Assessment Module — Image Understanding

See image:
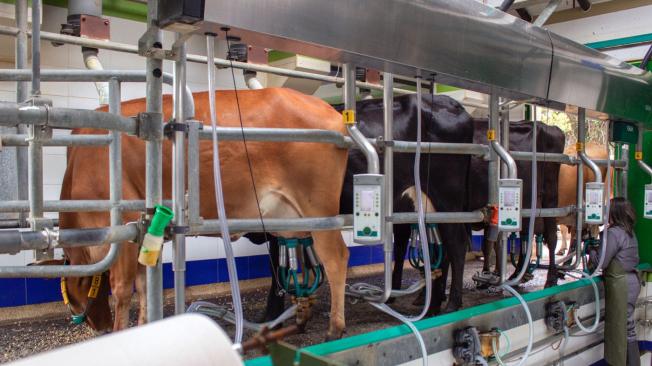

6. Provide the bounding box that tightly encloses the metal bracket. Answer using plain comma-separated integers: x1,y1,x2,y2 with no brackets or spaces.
138,26,192,61
545,300,567,333
136,112,164,141
163,120,190,138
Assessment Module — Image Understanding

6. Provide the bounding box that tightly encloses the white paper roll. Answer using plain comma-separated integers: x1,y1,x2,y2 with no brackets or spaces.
9,314,242,366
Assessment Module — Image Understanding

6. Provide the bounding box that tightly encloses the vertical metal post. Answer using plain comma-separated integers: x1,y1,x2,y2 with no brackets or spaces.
108,78,122,269
621,143,629,199
381,72,393,302
145,0,164,323
500,100,510,179
172,36,187,315
15,1,29,227
574,108,586,267
27,0,46,245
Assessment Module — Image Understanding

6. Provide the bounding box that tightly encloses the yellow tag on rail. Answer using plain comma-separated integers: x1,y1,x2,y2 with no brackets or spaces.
487,129,496,141
342,109,355,125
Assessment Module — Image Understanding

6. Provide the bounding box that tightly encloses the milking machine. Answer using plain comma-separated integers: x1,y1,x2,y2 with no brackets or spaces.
407,224,444,272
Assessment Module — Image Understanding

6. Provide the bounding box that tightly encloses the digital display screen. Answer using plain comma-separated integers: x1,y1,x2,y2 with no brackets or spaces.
360,190,374,212
587,190,601,205
503,190,516,208
646,190,652,205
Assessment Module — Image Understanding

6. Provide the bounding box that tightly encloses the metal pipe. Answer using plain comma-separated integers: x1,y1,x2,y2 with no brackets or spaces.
145,0,164,323
521,206,575,218
577,0,592,11
244,72,264,90
492,141,518,179
0,225,137,254
172,35,187,315
343,63,380,174
577,109,602,184
0,102,138,133
500,100,510,178
108,77,123,295
636,126,652,180
621,144,629,198
380,72,394,304
498,0,516,11
0,226,135,278
533,0,562,27
30,0,40,96
1,134,113,147
0,70,194,119
0,199,172,213
15,0,29,228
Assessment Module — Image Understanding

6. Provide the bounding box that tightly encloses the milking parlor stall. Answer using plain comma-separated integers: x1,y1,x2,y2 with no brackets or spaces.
3,0,652,365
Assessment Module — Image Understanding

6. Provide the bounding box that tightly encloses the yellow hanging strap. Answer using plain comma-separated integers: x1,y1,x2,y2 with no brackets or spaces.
60,277,70,305
342,109,355,125
88,274,102,299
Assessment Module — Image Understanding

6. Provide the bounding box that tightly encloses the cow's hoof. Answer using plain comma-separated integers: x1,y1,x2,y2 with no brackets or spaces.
443,302,461,314
325,330,344,341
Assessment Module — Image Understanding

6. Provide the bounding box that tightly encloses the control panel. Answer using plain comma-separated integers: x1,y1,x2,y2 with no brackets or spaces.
584,182,604,224
353,174,385,244
498,178,522,232
645,184,652,219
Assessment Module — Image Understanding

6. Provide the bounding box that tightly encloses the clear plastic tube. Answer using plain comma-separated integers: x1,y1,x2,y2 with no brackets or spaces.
368,77,432,366
501,284,534,366
206,34,244,344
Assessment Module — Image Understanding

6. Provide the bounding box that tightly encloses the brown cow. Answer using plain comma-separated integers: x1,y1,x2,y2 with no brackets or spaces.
557,142,608,255
59,88,350,339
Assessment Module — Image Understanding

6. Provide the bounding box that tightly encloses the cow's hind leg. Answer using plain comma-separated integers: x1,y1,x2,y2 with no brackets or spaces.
262,236,286,322
392,224,411,291
311,230,349,341
443,224,467,313
135,264,146,325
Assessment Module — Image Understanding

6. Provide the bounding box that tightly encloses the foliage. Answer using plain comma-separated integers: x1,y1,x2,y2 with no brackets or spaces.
536,108,608,147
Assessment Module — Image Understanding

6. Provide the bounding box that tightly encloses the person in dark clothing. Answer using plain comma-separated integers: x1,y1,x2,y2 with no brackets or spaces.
593,198,641,366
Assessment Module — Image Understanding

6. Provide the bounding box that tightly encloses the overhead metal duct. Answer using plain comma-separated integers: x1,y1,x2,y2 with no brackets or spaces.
196,0,652,125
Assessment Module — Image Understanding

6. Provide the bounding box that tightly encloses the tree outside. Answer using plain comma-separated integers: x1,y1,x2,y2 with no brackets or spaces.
535,108,609,147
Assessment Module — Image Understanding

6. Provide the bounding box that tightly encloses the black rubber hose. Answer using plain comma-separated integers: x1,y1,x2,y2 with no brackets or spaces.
498,0,515,12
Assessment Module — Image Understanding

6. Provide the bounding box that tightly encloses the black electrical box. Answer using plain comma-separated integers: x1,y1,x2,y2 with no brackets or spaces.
158,0,205,30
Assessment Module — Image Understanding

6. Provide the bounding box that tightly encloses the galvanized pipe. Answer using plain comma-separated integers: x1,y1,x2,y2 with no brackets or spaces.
1,134,113,147
68,0,102,17
0,102,138,133
0,70,194,119
380,72,394,304
108,78,123,290
15,0,29,228
145,0,164,323
343,63,380,174
0,226,135,278
488,94,499,207
172,36,187,315
0,225,137,255
0,199,172,213
30,0,41,96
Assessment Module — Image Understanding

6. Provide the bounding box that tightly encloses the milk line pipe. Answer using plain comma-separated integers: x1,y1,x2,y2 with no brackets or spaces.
491,141,517,180
343,63,380,174
108,78,123,301
172,34,188,315
577,109,603,184
144,0,164,323
0,69,194,119
0,24,414,96
30,0,40,96
15,0,29,228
